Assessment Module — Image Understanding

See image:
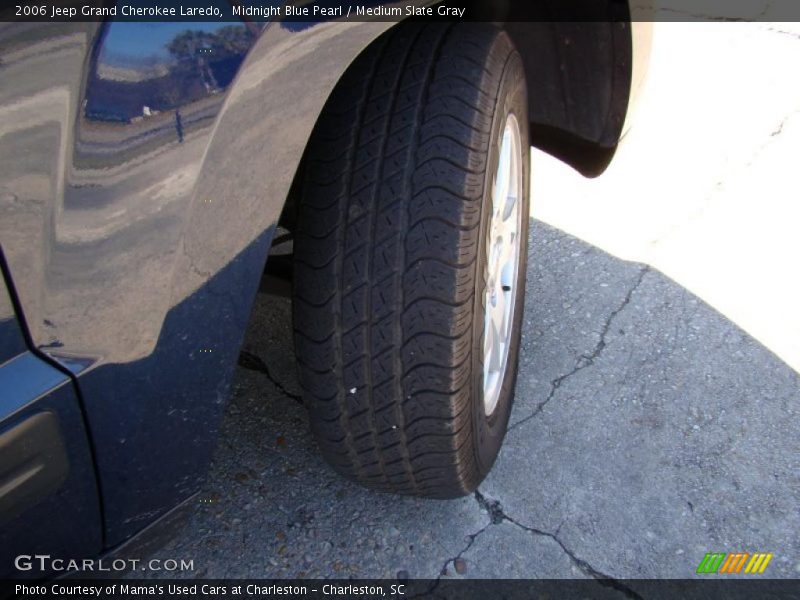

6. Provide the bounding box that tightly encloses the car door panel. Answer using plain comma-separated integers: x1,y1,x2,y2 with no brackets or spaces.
0,259,102,578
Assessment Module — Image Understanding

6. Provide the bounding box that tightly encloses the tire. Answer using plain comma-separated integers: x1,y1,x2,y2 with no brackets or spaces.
292,22,529,498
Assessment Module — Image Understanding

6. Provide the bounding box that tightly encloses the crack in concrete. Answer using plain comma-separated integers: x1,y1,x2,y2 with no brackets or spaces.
649,9,749,21
767,26,800,40
509,266,650,432
425,488,644,597
473,491,644,600
644,5,774,22
421,267,651,593
740,108,800,170
237,350,303,405
421,521,491,597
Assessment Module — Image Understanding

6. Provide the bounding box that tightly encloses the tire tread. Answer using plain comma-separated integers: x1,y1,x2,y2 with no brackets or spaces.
293,23,516,497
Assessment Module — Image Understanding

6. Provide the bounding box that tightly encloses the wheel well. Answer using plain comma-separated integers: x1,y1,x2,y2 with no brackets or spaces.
506,20,634,177
278,11,634,233
466,0,636,176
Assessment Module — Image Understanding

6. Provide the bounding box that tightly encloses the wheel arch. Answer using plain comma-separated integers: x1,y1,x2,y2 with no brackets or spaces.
473,1,644,177
279,8,642,226
507,20,636,177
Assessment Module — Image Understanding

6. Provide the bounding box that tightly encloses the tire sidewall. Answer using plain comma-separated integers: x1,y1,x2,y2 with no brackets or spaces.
471,49,530,475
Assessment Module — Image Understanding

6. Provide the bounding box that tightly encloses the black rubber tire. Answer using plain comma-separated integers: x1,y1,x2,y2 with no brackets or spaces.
292,22,529,498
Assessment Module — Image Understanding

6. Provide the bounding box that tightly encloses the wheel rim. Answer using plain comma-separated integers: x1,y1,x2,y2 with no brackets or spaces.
483,114,523,417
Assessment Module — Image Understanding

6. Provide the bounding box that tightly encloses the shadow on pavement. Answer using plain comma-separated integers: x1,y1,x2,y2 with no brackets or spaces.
148,220,799,580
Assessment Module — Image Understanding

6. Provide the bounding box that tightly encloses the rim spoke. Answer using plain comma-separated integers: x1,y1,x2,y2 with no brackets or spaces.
488,319,504,371
488,236,500,269
494,137,511,215
498,234,515,278
483,308,494,353
501,192,518,224
492,284,507,336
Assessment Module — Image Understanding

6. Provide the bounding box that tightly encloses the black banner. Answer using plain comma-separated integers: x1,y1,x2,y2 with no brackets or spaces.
3,0,800,22
4,579,800,600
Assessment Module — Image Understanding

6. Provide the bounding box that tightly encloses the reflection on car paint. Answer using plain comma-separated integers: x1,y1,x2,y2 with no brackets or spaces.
0,18,398,545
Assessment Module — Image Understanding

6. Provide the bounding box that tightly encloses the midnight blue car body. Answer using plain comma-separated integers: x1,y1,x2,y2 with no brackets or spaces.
0,2,649,577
